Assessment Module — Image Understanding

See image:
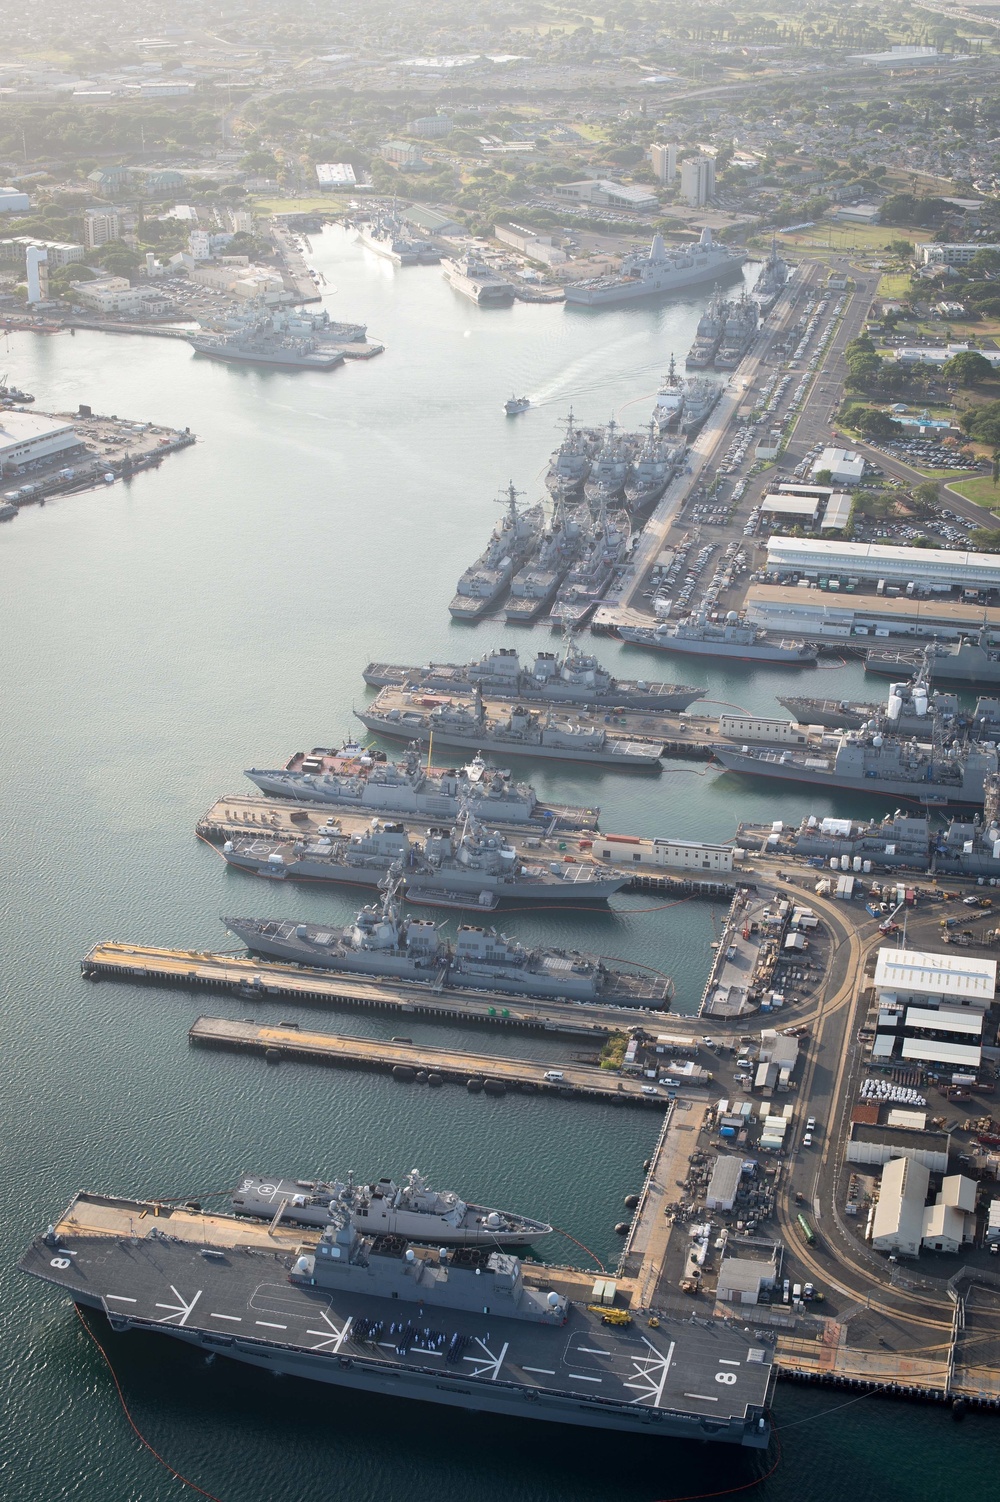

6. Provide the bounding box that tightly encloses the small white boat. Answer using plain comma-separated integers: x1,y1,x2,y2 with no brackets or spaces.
504,395,530,416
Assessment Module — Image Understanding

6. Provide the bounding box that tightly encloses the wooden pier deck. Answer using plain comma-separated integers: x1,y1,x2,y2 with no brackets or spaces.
81,942,665,1037
188,1015,668,1106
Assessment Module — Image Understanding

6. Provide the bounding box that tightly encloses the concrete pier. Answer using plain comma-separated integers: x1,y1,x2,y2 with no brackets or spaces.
188,1015,669,1106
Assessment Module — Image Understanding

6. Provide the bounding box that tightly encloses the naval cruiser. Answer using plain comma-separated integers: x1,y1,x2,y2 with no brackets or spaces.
450,484,545,620
619,613,818,665
221,807,627,901
232,1166,552,1245
563,229,743,307
226,866,670,1004
363,644,705,711
23,1191,772,1443
245,742,598,827
355,686,663,769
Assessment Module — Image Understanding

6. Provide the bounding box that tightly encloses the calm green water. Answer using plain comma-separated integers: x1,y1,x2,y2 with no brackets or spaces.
0,228,992,1501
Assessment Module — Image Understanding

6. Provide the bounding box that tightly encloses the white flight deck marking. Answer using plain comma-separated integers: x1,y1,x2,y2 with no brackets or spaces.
462,1337,509,1381
155,1287,203,1327
719,1359,740,1366
305,1310,352,1353
522,1367,555,1375
577,1347,610,1355
211,1313,242,1322
568,1374,602,1383
256,1321,287,1330
106,1295,137,1303
623,1338,675,1408
684,1394,720,1402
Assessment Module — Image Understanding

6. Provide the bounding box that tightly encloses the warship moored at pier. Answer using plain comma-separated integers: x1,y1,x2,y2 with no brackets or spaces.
245,743,597,826
619,613,818,665
232,1167,552,1245
363,645,705,711
355,686,664,769
563,229,743,307
450,484,544,620
22,1191,772,1443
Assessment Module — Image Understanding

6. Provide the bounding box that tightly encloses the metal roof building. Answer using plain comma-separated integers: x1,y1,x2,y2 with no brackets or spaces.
706,1156,743,1212
873,948,997,1010
871,1156,929,1257
765,538,1000,591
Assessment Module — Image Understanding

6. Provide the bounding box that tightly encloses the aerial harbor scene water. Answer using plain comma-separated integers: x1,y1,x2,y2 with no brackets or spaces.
5,10,1000,1502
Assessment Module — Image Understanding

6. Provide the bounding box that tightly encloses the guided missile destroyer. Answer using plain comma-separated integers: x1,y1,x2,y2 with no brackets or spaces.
245,743,598,827
355,686,663,769
363,645,704,711
226,867,670,1004
232,1167,552,1245
450,484,544,620
23,1192,771,1443
221,809,627,900
619,613,817,665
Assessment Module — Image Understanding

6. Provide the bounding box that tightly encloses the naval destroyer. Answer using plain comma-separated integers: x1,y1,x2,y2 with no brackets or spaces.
866,627,1000,687
245,742,598,827
356,686,663,769
563,229,743,307
545,411,592,501
23,1191,772,1443
221,807,627,901
232,1166,552,1245
751,241,789,312
503,502,587,623
654,356,722,438
363,644,704,710
550,506,631,631
450,484,545,620
619,613,818,664
226,866,669,1003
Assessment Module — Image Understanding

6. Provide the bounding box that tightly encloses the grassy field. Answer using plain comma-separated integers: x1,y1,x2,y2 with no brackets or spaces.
945,475,1000,509
777,222,932,255
877,271,913,299
250,195,345,215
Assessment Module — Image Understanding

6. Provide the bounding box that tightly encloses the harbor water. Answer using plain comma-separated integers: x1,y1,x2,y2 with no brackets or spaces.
0,226,992,1502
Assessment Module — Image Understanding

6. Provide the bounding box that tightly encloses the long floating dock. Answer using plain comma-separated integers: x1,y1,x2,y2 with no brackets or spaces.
81,943,667,1037
188,1015,666,1106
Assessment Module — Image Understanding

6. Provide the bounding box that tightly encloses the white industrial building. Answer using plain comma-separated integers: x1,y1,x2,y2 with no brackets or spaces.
0,187,31,213
494,224,567,265
592,836,733,873
871,1156,929,1255
552,179,658,211
755,1030,798,1092
847,1122,951,1173
765,537,1000,593
873,1003,983,1071
919,243,984,268
716,1248,779,1305
761,493,821,525
0,411,83,473
315,163,356,188
706,1156,743,1212
873,948,997,1011
744,582,1000,641
810,447,865,486
70,276,172,316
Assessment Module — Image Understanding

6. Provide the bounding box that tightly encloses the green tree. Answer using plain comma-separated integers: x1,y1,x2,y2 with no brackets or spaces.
942,349,994,385
855,408,903,439
969,527,1000,550
970,247,1000,275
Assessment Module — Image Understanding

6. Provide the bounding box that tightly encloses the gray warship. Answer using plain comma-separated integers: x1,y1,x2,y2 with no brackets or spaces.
545,411,592,501
362,644,705,711
221,808,627,901
355,685,663,769
624,421,683,513
442,252,516,305
563,229,744,307
619,614,817,665
654,356,721,438
866,627,1000,687
232,1167,552,1245
245,742,598,827
225,867,670,1004
358,209,440,265
187,302,371,369
504,501,588,624
550,506,631,631
22,1192,772,1443
779,660,959,734
450,483,545,620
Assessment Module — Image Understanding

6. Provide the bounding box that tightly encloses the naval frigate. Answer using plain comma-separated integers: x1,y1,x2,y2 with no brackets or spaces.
232,1167,552,1245
23,1192,773,1443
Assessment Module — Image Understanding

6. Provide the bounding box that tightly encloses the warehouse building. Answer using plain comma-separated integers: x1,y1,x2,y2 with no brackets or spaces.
810,447,865,486
316,163,356,188
846,1122,951,1173
873,948,997,1011
0,411,85,474
765,537,1000,593
716,1244,780,1306
761,493,821,526
744,583,1000,641
873,1004,984,1071
706,1156,743,1212
871,1156,929,1256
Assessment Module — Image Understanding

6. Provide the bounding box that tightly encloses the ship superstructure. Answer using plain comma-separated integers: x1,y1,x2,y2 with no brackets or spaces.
714,295,759,369
752,239,789,312
187,301,371,369
443,252,516,305
545,411,592,501
619,612,817,664
358,208,440,265
550,504,630,630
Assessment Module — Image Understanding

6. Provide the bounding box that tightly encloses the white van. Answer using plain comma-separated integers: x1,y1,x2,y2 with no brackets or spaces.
543,1070,565,1082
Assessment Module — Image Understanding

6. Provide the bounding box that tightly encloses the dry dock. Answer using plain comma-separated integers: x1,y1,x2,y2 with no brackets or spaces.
188,1015,667,1106
81,942,665,1037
